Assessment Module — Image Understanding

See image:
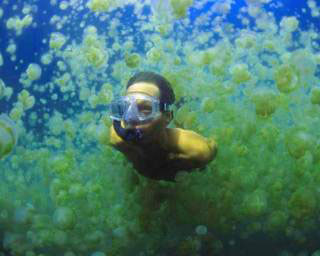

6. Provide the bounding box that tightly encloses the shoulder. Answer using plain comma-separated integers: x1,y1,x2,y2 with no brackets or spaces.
167,128,205,143
166,128,218,163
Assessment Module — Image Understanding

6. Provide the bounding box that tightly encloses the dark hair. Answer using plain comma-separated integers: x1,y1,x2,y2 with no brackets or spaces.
126,71,175,108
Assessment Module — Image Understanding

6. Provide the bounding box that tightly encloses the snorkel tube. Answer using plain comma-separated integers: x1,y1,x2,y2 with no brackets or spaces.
113,120,143,142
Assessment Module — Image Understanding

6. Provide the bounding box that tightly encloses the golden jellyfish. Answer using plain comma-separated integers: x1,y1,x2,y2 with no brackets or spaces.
0,114,18,160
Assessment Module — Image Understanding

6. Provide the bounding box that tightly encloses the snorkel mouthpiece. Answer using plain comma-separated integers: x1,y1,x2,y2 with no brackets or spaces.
113,120,143,142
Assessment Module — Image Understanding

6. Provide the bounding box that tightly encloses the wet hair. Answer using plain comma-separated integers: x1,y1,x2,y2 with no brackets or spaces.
126,71,175,109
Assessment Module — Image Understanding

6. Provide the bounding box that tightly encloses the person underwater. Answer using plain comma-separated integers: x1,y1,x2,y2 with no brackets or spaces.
0,114,18,160
108,71,217,181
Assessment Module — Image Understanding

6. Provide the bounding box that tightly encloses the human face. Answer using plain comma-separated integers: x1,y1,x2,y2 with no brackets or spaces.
125,82,167,138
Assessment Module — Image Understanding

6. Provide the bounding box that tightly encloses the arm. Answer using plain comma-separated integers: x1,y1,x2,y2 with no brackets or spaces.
167,128,218,170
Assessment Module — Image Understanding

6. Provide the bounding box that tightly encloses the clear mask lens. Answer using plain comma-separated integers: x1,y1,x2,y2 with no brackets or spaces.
110,94,160,123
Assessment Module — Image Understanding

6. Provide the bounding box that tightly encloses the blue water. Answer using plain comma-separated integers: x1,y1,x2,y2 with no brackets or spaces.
1,1,320,255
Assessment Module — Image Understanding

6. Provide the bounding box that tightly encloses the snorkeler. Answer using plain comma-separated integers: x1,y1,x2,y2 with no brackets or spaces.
108,71,217,181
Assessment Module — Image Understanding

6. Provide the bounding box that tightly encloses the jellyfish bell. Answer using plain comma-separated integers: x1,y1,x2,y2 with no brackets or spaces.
0,114,18,160
50,32,67,49
150,0,171,15
0,79,5,99
26,63,42,81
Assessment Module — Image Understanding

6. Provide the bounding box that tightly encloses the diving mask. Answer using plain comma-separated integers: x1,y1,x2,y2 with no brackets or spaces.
110,93,169,125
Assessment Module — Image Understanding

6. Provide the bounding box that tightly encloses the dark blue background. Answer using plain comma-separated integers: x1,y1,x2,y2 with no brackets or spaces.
0,0,318,119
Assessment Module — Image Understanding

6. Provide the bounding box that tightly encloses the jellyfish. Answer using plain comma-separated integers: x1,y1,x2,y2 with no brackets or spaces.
26,63,42,81
0,114,18,160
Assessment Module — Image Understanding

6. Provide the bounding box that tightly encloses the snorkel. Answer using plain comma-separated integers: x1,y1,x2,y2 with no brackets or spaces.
113,120,143,142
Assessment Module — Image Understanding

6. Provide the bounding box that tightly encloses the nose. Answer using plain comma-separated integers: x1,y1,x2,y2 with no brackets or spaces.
124,115,137,125
123,107,139,126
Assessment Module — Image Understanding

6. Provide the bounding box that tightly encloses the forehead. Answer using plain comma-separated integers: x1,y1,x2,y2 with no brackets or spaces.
126,82,160,98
